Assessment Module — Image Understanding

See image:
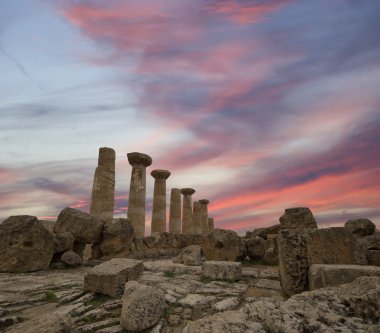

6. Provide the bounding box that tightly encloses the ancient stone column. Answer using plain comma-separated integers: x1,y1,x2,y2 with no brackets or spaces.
192,201,202,234
150,169,171,236
90,147,115,220
199,199,210,234
127,152,152,238
169,188,181,233
181,188,195,234
208,218,214,231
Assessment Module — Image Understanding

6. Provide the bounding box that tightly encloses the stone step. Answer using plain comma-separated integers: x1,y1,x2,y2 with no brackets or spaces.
77,318,120,332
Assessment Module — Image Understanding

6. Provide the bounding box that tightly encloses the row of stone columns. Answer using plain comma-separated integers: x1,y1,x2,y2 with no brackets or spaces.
90,149,215,237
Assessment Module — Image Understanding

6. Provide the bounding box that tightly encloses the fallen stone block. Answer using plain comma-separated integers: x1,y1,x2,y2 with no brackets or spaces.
202,261,242,281
84,258,143,296
279,207,317,229
309,264,380,290
345,218,376,237
172,245,204,266
121,281,166,331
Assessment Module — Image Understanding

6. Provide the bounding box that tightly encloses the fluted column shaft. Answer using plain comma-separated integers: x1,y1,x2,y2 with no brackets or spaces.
127,152,152,238
192,202,202,234
181,188,195,234
90,147,115,219
169,188,181,233
199,199,210,234
208,218,214,231
151,170,170,236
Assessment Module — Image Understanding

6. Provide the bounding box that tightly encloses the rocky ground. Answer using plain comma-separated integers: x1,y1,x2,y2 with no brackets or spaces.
0,259,379,333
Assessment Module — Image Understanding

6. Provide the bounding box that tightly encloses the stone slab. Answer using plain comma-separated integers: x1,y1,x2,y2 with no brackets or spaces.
309,264,380,290
84,258,143,296
202,261,242,281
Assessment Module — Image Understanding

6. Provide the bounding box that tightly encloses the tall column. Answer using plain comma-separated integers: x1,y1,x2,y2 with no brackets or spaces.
169,188,181,233
208,218,215,232
192,201,202,234
90,147,115,220
127,152,152,238
199,199,210,234
151,169,171,236
181,188,195,234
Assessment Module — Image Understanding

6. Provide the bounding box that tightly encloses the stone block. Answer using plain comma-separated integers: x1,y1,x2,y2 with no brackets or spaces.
84,258,143,296
367,250,380,266
279,207,317,229
345,218,376,237
201,261,242,281
278,227,367,296
309,264,380,290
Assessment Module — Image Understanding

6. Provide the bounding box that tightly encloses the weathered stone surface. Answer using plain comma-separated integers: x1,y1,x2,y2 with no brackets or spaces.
201,229,244,261
309,264,380,290
192,202,202,234
367,250,380,266
0,215,54,273
90,147,115,220
181,188,195,234
121,281,166,332
173,245,204,266
7,310,76,333
61,251,82,267
151,169,170,236
54,207,105,244
345,218,376,237
208,218,215,231
245,276,380,333
84,258,143,296
246,236,266,260
245,224,281,239
279,207,317,229
127,152,152,238
169,188,181,233
202,261,242,280
93,218,134,259
53,232,75,253
278,227,367,296
263,248,278,265
39,219,55,233
362,234,380,250
187,311,265,333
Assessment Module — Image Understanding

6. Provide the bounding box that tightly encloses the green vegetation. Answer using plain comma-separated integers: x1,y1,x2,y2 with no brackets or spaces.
163,270,176,278
84,293,112,308
82,313,97,323
43,290,57,302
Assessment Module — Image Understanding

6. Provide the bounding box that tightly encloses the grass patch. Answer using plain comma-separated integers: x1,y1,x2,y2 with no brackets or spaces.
163,270,176,278
82,313,97,323
84,293,112,307
43,291,58,302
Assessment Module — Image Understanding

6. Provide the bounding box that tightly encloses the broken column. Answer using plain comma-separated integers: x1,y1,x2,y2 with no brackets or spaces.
199,199,210,234
169,188,181,233
127,152,152,238
151,169,171,236
192,201,202,234
208,218,215,231
181,188,195,234
90,147,116,219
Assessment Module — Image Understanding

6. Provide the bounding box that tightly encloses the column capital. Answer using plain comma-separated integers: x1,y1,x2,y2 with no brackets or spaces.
151,169,171,180
181,188,195,196
127,152,152,167
199,199,209,205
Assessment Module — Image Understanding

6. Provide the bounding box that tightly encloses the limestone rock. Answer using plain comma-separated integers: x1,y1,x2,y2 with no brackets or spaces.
121,281,166,332
309,264,380,290
245,224,281,239
61,251,82,267
94,218,134,259
54,207,105,244
362,234,380,250
246,236,266,260
278,227,367,296
367,250,380,266
279,207,317,229
39,219,55,233
54,232,75,253
202,261,242,281
345,218,376,237
84,258,144,296
173,245,204,266
0,215,54,273
201,229,244,261
263,248,278,265
187,310,265,333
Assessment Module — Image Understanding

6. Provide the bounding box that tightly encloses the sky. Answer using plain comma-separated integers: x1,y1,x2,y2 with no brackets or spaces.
0,0,379,235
